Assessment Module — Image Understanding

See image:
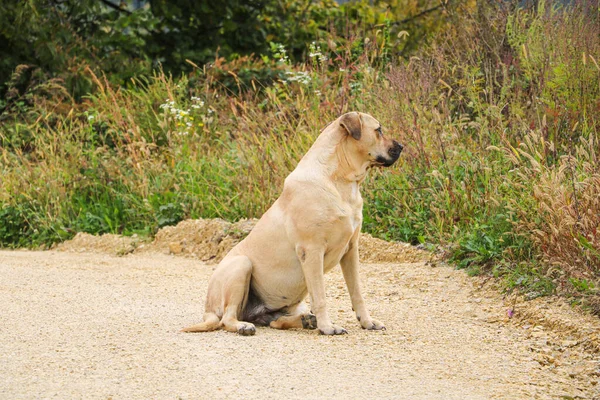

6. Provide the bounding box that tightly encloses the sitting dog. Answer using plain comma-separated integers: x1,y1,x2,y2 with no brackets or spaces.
183,112,403,335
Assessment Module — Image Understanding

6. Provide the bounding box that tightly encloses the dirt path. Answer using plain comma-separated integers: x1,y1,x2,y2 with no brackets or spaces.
1,249,599,399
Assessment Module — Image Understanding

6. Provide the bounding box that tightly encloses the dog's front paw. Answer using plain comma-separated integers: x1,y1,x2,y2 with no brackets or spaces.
361,318,386,331
237,322,256,336
319,325,348,335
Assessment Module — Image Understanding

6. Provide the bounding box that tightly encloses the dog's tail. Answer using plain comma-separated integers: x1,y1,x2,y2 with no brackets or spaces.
181,312,221,333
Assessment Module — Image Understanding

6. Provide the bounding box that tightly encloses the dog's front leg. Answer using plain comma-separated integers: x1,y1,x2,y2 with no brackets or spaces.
298,245,347,335
340,231,385,331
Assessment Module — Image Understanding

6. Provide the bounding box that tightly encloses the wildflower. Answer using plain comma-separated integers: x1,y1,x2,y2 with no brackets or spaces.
160,100,175,110
272,43,290,64
191,97,204,107
309,42,328,63
284,71,311,85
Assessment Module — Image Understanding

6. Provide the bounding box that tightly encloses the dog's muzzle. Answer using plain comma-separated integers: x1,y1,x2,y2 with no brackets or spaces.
376,141,403,167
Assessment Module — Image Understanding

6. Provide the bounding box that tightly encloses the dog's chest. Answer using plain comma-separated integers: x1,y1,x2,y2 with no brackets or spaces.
343,183,363,230
323,200,362,271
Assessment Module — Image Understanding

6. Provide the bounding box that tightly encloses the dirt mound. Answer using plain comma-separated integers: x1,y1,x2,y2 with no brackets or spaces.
359,233,430,263
138,218,257,262
55,232,141,256
55,218,429,264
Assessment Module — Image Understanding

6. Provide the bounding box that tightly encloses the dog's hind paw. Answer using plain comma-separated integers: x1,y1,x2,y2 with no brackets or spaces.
301,314,317,330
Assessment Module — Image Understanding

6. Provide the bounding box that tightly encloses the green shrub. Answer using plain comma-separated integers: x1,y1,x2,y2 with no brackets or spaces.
1,0,599,307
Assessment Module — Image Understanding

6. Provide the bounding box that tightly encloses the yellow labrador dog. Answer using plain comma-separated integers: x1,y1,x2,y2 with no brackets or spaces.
183,112,403,335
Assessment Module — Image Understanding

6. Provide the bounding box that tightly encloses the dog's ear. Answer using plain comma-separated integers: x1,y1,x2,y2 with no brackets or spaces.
340,112,362,140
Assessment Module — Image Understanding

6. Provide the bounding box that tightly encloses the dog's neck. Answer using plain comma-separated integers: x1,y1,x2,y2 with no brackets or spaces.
298,124,370,185
334,138,370,183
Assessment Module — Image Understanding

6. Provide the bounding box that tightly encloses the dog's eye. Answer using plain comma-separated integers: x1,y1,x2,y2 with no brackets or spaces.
376,127,383,137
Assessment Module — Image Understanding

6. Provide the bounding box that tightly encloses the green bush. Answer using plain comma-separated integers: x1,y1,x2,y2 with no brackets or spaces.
1,0,599,308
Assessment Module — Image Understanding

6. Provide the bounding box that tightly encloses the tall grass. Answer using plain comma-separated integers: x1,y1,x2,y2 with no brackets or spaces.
1,0,599,309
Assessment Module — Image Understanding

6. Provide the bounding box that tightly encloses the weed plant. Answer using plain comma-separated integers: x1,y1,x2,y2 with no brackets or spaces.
1,0,599,309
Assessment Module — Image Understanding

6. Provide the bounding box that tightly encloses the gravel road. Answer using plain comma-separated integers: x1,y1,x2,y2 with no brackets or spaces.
1,250,598,399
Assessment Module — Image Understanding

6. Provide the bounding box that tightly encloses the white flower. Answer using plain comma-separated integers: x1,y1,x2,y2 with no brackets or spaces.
284,71,311,85
309,42,328,63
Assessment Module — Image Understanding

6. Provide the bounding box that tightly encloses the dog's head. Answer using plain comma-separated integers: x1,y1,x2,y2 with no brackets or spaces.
339,112,403,167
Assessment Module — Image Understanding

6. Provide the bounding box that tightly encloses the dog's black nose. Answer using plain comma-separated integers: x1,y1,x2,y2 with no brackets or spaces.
388,141,403,158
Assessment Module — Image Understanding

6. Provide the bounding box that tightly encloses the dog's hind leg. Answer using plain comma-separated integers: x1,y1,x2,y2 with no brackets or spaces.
269,301,317,330
217,256,257,336
182,255,255,335
181,312,220,332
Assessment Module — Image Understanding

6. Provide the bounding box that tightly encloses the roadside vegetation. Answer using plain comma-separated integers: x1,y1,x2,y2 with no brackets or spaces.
1,0,599,312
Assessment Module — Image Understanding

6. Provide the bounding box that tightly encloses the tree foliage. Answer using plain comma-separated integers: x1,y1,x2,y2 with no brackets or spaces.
0,0,460,102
